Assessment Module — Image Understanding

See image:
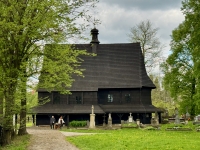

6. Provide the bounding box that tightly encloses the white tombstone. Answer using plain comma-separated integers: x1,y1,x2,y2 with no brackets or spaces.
128,113,133,123
108,113,112,128
89,105,95,128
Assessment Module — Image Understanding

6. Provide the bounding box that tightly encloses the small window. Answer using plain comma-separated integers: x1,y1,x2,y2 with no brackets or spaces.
76,96,82,104
108,94,113,102
125,94,131,103
53,95,60,104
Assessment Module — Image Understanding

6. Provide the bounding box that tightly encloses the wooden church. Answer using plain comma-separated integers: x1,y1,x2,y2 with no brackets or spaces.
34,28,162,126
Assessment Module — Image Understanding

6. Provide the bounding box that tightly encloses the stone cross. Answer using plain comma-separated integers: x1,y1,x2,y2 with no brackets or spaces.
129,113,132,116
91,105,94,114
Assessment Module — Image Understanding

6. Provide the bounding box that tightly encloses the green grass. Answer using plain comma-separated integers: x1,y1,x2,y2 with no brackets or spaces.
0,134,31,150
65,123,200,150
0,122,33,150
26,122,34,127
62,128,112,133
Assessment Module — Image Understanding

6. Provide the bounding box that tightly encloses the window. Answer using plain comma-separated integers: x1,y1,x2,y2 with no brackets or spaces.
108,94,113,102
125,94,131,103
76,96,82,104
53,95,60,104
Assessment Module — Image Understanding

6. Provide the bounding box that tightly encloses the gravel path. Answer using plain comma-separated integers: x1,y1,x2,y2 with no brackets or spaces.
27,127,80,150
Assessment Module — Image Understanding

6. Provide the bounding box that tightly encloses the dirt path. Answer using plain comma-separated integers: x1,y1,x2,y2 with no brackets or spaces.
27,127,80,150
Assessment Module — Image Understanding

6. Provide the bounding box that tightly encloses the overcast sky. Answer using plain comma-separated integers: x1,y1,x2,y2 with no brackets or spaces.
81,0,185,58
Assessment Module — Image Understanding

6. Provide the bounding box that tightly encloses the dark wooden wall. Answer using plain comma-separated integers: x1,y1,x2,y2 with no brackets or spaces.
38,88,152,105
98,88,151,105
140,88,152,105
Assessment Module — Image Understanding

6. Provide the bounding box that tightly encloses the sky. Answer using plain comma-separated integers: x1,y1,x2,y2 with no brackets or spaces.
82,0,185,58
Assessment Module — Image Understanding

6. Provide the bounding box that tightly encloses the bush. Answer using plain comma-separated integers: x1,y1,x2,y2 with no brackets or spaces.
69,120,87,127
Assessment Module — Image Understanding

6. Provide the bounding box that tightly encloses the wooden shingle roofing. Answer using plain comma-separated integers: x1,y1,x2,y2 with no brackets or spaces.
69,43,155,91
32,104,105,114
32,104,163,114
99,104,162,113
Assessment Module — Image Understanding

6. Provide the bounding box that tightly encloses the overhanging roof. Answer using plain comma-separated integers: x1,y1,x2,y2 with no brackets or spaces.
32,104,163,114
99,104,163,113
32,104,105,114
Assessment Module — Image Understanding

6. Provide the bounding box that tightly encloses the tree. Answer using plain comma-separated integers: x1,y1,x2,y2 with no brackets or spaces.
161,0,199,116
181,0,200,114
0,0,98,145
128,20,164,73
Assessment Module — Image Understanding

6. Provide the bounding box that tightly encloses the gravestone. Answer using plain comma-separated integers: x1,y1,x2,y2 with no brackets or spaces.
164,108,169,117
87,120,90,127
185,110,190,124
151,111,159,125
136,114,140,125
136,119,140,126
128,113,133,123
174,108,180,124
107,113,112,128
193,115,200,125
89,105,95,128
184,107,191,124
155,111,159,124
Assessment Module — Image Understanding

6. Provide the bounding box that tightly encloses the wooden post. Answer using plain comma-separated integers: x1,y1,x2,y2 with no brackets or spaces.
120,91,122,103
67,115,69,128
32,114,35,126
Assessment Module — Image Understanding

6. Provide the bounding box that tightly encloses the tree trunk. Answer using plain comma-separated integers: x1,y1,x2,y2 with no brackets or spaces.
18,107,28,135
14,114,18,135
2,129,11,146
18,76,28,135
0,92,3,145
0,92,3,124
2,88,16,146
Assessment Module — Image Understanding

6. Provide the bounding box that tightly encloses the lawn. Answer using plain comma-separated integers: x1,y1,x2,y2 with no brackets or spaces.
65,123,200,150
0,134,30,150
0,122,33,150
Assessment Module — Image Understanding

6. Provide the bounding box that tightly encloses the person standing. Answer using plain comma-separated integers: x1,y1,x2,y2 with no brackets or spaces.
50,116,56,129
58,116,65,129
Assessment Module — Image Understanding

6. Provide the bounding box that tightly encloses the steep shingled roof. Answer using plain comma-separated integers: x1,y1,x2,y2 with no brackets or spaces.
69,43,155,91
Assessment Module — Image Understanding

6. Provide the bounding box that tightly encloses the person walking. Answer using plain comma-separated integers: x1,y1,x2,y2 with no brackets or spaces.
50,116,56,129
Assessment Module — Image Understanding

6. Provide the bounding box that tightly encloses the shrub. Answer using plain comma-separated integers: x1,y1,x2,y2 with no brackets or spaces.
69,120,87,127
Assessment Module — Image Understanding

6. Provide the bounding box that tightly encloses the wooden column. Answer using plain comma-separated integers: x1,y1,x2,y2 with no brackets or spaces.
67,115,69,128
120,91,122,103
32,114,36,126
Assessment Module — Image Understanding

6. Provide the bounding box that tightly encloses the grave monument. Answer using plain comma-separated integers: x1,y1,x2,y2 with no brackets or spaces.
174,108,180,124
107,113,112,128
128,113,134,123
89,105,95,128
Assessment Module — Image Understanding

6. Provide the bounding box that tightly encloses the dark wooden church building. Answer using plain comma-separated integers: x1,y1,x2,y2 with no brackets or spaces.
34,28,162,126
